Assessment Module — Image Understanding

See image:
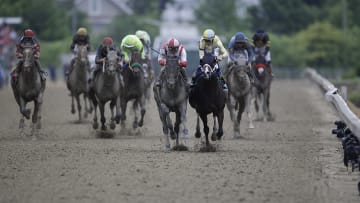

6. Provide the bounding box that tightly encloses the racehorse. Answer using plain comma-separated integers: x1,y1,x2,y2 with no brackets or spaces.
189,53,226,151
153,54,189,151
89,48,121,131
252,52,273,121
120,51,146,129
225,49,254,138
67,44,92,121
11,44,46,135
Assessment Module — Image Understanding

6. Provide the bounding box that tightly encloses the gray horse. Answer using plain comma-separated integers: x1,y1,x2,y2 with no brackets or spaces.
11,44,46,134
252,52,273,121
153,54,189,151
89,48,122,131
120,52,147,129
225,50,254,138
67,44,92,121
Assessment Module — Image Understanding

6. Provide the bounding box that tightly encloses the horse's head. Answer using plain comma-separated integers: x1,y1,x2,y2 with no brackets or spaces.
231,61,248,80
164,54,180,88
103,48,119,74
254,53,268,76
77,44,89,63
200,53,217,79
22,44,35,70
129,51,143,75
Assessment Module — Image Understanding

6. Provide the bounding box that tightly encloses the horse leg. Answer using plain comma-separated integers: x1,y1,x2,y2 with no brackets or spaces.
92,102,98,130
264,89,272,121
109,99,116,130
195,115,201,139
132,101,139,129
179,102,189,141
138,96,146,127
211,114,218,141
120,99,127,126
234,99,245,138
99,101,107,131
226,95,236,122
200,114,210,146
83,94,88,119
71,95,76,114
246,93,254,129
19,98,31,120
161,113,171,151
217,110,224,140
75,94,82,121
115,96,121,124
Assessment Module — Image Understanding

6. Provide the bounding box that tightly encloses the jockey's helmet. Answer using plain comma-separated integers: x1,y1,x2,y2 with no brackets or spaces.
102,37,113,46
167,37,180,53
77,27,87,36
203,29,215,41
253,30,269,44
24,29,35,38
234,32,247,49
135,30,149,43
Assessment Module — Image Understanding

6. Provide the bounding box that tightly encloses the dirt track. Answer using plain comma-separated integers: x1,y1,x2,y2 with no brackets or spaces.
0,79,359,203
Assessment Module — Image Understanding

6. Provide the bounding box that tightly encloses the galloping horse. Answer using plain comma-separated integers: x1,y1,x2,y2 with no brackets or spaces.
89,48,121,131
225,49,254,138
153,54,189,151
252,52,273,121
120,51,146,129
189,53,226,151
67,44,92,121
11,44,46,134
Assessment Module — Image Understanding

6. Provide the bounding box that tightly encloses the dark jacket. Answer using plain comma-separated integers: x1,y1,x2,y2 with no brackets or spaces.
70,34,90,51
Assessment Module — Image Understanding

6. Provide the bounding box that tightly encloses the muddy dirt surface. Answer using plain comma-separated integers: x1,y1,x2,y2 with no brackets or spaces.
0,80,359,203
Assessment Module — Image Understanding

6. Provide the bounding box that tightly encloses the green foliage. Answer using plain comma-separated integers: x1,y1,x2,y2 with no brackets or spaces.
0,0,72,40
40,37,72,67
247,0,333,34
194,0,245,39
102,15,159,47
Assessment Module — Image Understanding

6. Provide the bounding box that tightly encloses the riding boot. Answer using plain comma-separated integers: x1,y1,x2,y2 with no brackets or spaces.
142,64,149,79
220,76,228,92
155,67,165,87
66,58,75,78
11,62,22,84
35,60,47,81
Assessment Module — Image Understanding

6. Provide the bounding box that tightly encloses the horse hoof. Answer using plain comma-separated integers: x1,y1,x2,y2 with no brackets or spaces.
138,121,143,127
19,119,25,129
211,134,217,141
93,123,98,129
132,122,138,129
71,109,76,114
170,132,176,140
195,131,201,138
23,109,31,120
115,115,121,124
36,122,42,129
110,123,116,130
101,125,107,131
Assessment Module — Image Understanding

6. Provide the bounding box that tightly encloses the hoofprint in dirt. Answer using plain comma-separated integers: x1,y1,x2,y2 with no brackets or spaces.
0,80,359,203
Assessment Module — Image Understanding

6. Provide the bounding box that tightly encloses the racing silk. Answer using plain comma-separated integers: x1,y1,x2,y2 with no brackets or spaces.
120,35,145,64
228,35,254,64
158,42,187,68
70,34,90,51
137,31,151,59
16,37,40,59
199,35,228,60
252,45,271,65
95,44,121,65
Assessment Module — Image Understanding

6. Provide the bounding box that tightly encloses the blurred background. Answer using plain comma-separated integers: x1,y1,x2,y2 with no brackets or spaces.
1,0,360,103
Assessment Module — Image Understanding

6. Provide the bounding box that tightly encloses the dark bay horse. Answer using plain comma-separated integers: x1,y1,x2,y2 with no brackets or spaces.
153,54,189,151
225,49,254,138
89,48,121,131
252,52,273,121
120,52,146,129
67,44,92,121
189,53,226,151
11,44,46,134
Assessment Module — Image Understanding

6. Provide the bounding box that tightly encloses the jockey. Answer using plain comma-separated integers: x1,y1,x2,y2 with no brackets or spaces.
135,30,151,59
227,32,254,80
252,29,273,77
136,30,154,80
11,29,46,82
67,27,91,77
89,37,121,86
191,29,228,90
120,34,148,78
155,37,188,87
